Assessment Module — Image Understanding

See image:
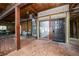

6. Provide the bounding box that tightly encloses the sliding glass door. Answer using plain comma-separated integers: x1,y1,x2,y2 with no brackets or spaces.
51,18,65,42
39,21,49,38
39,18,65,42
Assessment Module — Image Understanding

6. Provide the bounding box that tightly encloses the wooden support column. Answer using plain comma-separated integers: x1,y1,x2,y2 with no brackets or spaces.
49,16,52,40
37,20,39,39
66,12,70,44
15,6,20,50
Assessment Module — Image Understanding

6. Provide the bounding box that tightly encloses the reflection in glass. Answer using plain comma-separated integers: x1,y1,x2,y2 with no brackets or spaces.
32,19,37,37
0,26,7,30
40,21,49,38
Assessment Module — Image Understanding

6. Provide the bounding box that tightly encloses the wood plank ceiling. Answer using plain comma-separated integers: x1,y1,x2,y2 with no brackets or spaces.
69,3,79,17
0,3,10,15
1,3,78,22
0,3,65,22
20,3,65,19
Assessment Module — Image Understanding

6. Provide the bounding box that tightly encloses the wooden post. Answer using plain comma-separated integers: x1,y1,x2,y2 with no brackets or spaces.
66,12,70,44
37,20,39,39
15,7,20,50
49,16,52,40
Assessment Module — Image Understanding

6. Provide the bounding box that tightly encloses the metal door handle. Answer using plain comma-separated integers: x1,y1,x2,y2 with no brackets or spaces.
53,30,54,32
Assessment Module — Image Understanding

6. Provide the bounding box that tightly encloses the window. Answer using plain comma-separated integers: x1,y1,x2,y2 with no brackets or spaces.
0,26,2,30
70,17,79,39
32,19,37,37
0,26,7,30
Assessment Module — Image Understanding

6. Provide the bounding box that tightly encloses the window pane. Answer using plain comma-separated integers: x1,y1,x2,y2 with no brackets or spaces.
0,26,2,30
2,26,7,30
40,21,49,38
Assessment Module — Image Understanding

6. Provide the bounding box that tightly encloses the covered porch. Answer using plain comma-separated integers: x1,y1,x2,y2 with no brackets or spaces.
0,3,79,56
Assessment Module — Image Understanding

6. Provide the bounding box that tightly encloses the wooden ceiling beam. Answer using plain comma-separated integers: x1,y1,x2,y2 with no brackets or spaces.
70,4,78,9
0,3,27,20
0,4,20,20
29,6,37,13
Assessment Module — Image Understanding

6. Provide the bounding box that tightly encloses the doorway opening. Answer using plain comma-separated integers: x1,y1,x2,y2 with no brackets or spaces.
39,21,49,39
51,18,66,43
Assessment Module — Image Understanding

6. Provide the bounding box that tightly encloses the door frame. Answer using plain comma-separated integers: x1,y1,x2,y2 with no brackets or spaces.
39,20,50,39
38,17,66,43
50,18,66,43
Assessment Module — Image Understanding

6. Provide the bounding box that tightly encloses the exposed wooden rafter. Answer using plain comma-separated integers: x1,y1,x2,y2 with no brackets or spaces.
0,3,27,20
0,3,66,22
70,4,78,9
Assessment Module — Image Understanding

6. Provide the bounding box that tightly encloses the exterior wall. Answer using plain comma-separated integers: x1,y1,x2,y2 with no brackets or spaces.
37,4,70,43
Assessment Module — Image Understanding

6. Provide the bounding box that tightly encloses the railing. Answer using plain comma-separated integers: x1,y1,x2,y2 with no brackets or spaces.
0,35,16,56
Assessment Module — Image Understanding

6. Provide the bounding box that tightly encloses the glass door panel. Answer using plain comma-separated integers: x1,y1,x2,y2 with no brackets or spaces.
51,18,65,43
40,21,49,38
32,19,37,37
